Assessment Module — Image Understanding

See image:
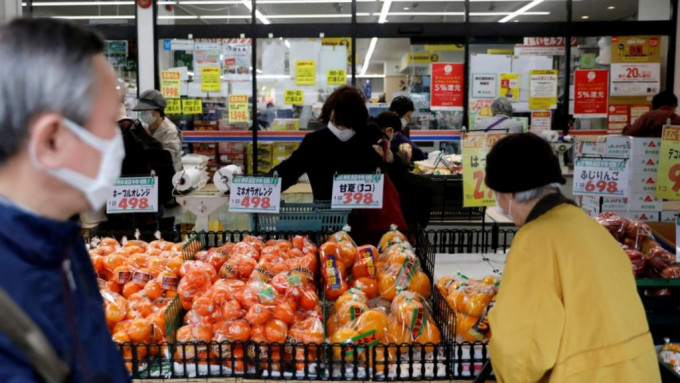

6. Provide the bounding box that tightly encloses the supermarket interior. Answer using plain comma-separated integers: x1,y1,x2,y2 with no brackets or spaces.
3,0,680,381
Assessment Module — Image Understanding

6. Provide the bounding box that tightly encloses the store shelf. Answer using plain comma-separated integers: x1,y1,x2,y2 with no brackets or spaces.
182,130,463,143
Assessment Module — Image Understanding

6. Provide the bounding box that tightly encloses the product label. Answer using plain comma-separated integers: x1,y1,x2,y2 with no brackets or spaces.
219,262,237,279
253,267,274,283
344,330,379,357
290,267,313,280
325,257,341,290
258,287,276,303
161,275,179,290
395,257,418,291
410,307,427,340
132,271,151,284
349,305,364,322
116,270,132,284
287,273,302,287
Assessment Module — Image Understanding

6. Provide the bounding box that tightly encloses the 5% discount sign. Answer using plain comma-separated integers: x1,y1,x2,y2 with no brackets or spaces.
573,158,629,197
331,174,384,209
106,176,159,214
228,176,282,213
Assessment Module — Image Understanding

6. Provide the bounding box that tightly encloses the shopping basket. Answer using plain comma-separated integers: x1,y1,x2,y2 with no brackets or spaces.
424,175,485,225
250,201,350,232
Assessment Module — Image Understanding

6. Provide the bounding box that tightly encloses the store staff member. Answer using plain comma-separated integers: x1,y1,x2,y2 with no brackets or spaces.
622,91,680,137
474,97,524,133
132,89,184,172
388,96,427,161
484,133,660,382
0,18,130,382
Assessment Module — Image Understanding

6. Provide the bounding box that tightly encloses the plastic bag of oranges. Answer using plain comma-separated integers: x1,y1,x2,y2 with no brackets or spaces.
386,291,441,355
376,244,431,301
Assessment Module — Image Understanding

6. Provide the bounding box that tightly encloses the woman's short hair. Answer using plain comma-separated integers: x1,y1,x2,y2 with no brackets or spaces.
320,85,369,130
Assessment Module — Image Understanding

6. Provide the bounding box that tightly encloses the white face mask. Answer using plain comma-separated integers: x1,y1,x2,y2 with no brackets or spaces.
327,121,355,142
494,195,513,221
139,110,157,126
401,118,408,129
31,118,125,211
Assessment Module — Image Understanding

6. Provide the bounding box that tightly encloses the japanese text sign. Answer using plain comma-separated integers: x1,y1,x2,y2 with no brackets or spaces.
529,70,558,110
574,69,609,117
611,36,660,64
499,73,519,101
573,158,629,197
107,177,158,214
656,126,680,200
165,99,182,115
430,63,464,110
462,132,507,207
471,74,497,99
610,63,660,96
530,111,551,132
228,94,249,122
331,174,384,209
160,70,181,99
327,69,346,85
608,105,629,134
228,176,282,213
182,99,203,115
284,89,304,105
200,66,221,92
295,60,316,86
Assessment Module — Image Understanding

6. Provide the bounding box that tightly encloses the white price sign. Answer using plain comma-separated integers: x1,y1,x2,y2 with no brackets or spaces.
573,158,629,197
471,74,497,99
610,63,660,96
331,174,384,209
228,176,281,213
106,176,159,214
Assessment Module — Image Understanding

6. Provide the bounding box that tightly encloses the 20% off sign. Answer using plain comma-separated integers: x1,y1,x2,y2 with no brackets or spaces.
331,174,384,209
573,158,629,197
228,176,282,213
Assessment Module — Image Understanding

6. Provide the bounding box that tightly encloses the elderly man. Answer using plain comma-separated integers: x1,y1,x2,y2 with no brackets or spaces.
0,19,130,382
485,133,659,382
475,97,524,133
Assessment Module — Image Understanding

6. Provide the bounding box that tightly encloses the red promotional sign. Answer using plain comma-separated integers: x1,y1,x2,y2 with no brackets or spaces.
574,69,608,117
430,63,464,111
607,105,629,134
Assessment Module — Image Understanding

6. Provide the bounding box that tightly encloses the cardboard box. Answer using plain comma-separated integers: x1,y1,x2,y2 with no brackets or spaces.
645,221,675,251
628,156,660,175
627,192,663,211
611,210,660,221
628,173,657,193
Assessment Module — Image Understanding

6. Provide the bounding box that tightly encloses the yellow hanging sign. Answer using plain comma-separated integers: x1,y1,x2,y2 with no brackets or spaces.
656,126,680,200
201,66,221,92
327,69,347,85
499,73,520,101
182,99,203,115
228,94,249,123
284,89,304,105
295,60,316,86
160,70,181,99
165,99,182,115
462,132,507,207
529,69,558,110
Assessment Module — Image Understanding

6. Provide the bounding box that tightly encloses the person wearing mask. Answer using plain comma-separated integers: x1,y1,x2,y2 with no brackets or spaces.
484,133,660,382
132,89,183,172
388,96,428,161
474,97,524,133
622,91,680,137
0,18,130,382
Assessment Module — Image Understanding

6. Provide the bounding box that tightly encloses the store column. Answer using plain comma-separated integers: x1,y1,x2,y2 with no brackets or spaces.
0,0,21,22
137,3,155,93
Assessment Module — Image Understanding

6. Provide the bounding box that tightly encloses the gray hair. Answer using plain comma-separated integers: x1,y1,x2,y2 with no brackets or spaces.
491,97,514,117
515,182,562,203
0,19,105,164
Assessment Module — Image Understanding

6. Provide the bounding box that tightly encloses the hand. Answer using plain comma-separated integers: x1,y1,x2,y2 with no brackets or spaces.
373,144,394,163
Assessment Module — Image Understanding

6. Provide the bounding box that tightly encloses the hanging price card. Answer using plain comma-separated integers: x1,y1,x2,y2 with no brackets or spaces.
529,69,558,110
284,89,304,105
656,126,680,200
106,176,159,214
165,99,182,115
331,174,384,209
499,73,519,101
462,132,507,207
228,94,249,122
228,176,281,214
327,69,346,85
295,60,316,85
182,99,203,115
573,158,629,197
160,70,181,99
201,66,221,92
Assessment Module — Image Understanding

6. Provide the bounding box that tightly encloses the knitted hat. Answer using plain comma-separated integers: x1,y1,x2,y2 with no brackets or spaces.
485,133,566,193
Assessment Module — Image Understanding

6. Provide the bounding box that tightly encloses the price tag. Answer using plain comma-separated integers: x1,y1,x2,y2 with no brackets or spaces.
331,174,384,209
228,94,249,122
160,70,181,99
295,60,316,85
228,176,281,214
165,99,182,115
327,69,346,85
284,89,304,105
462,132,507,207
182,99,203,115
656,126,680,200
201,66,221,92
573,158,629,197
106,176,159,214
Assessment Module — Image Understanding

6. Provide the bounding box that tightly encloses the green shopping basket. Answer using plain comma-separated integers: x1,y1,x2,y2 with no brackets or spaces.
250,201,351,232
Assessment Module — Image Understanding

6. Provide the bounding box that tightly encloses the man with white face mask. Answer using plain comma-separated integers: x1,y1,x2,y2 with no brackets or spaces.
132,89,183,172
484,133,659,382
0,19,130,382
388,96,427,161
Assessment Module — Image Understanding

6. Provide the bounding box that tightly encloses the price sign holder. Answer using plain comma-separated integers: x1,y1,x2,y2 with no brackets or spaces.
107,176,159,214
462,132,507,207
573,156,629,197
229,176,282,214
331,173,384,209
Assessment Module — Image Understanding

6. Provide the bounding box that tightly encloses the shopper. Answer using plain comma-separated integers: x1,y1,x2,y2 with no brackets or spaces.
388,96,427,161
484,133,660,382
474,97,524,133
0,18,130,382
622,91,680,137
132,89,184,172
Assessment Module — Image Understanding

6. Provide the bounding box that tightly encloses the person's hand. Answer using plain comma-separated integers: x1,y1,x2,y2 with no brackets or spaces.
373,144,394,163
398,146,412,161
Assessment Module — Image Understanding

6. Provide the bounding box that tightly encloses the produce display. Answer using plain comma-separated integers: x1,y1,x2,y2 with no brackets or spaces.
659,339,680,376
413,153,462,175
436,273,499,342
595,212,680,282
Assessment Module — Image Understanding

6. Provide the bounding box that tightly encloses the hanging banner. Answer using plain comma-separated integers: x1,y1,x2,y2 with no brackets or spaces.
608,105,629,134
530,111,552,132
228,94,249,123
327,69,347,85
201,66,221,92
430,63,464,111
160,70,181,99
499,73,519,101
656,126,680,200
284,89,304,105
222,38,251,82
164,99,182,115
631,104,651,124
193,41,221,79
574,69,609,118
295,60,316,85
529,70,558,110
471,74,497,99
182,99,203,115
611,36,661,64
462,132,507,207
468,99,494,131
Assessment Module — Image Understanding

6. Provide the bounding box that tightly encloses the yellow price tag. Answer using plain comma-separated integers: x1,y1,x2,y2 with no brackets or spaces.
462,132,507,207
327,69,346,85
228,94,249,123
657,126,680,200
201,66,221,92
160,70,181,99
295,60,316,85
284,90,304,105
164,99,182,115
499,73,520,101
182,99,203,115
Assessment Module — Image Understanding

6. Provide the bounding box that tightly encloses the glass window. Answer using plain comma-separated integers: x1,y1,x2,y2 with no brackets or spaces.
156,1,252,24
358,0,464,23
256,0,351,24
470,1,567,22
27,1,135,23
573,0,671,21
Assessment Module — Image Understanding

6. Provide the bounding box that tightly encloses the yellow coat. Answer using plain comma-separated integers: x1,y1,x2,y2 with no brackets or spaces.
488,203,661,383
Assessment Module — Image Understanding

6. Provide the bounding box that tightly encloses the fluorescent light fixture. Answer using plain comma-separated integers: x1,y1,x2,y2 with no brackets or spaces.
284,39,290,48
51,15,135,19
360,37,378,76
498,0,544,23
241,0,270,24
199,15,250,19
581,15,589,19
378,0,392,23
607,6,615,10
159,15,199,19
32,1,133,5
267,14,352,18
178,0,240,3
471,11,548,16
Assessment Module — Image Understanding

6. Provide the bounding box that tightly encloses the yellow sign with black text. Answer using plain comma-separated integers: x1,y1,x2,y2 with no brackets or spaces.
284,90,304,105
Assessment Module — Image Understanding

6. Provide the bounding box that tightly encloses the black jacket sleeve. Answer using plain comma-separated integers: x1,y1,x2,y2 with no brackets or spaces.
270,135,312,192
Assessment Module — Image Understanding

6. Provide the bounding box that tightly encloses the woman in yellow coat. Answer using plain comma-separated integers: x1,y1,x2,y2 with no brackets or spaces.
484,133,660,382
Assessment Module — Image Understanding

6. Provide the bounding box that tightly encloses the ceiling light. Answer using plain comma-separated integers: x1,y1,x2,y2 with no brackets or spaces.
51,15,135,19
241,0,270,24
581,15,589,19
32,1,133,5
514,19,518,22
378,0,392,23
607,6,615,10
267,14,352,18
199,15,251,19
179,1,240,3
285,40,290,48
403,7,409,10
159,15,199,19
360,37,378,76
498,0,543,23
